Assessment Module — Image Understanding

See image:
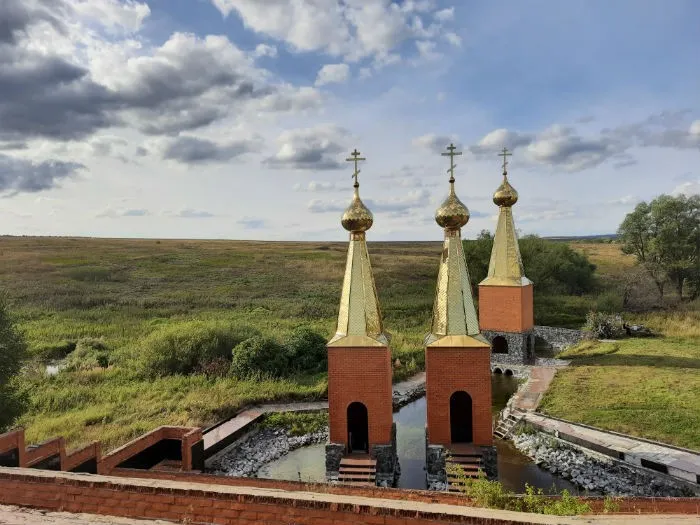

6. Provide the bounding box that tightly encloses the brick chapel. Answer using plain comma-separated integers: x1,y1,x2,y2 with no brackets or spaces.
479,148,535,364
324,150,397,486
424,145,497,483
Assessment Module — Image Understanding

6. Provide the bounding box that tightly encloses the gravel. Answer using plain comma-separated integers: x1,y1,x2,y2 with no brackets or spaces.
208,427,328,477
512,432,695,497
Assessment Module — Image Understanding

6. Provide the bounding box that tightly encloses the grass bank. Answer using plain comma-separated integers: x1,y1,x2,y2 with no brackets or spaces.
539,310,700,450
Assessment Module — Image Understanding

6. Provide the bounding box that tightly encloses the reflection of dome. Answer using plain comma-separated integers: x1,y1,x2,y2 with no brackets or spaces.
435,182,470,229
341,184,374,232
493,175,518,207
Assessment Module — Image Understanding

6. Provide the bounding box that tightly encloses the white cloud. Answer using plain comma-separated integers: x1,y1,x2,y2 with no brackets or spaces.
671,179,700,197
608,195,637,205
253,43,277,58
434,8,454,21
294,181,339,192
209,0,457,63
70,0,151,33
444,32,461,47
412,134,460,154
415,40,440,61
96,207,150,218
265,125,350,170
315,63,350,86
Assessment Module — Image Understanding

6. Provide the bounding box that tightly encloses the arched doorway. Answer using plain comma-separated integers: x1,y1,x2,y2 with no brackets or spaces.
449,391,473,443
347,402,369,454
492,336,508,354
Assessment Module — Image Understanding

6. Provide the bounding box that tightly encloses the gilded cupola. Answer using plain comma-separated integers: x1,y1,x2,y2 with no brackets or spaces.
425,143,485,346
328,149,388,347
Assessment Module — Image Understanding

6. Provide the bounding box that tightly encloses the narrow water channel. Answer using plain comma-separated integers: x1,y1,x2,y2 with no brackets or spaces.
258,375,579,493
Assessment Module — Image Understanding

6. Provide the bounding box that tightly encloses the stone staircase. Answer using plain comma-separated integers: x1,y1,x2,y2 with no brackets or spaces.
494,409,524,440
446,445,483,493
338,456,377,486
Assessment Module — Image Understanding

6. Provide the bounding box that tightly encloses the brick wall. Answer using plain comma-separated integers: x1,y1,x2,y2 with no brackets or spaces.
425,347,493,447
478,284,534,333
0,467,552,525
1,467,697,524
328,346,393,448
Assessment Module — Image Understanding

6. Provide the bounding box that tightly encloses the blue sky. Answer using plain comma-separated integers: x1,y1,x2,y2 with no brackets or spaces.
0,0,698,240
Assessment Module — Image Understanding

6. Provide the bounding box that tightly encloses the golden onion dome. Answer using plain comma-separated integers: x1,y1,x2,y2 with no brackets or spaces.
341,183,374,232
435,180,470,230
493,174,518,207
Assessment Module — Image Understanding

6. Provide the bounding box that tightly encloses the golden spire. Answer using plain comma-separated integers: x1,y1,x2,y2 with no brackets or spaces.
329,149,388,347
426,143,486,346
480,148,531,287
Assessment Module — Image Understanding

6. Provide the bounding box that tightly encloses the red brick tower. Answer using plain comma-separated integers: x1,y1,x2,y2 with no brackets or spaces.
425,144,496,487
325,150,396,485
479,148,535,364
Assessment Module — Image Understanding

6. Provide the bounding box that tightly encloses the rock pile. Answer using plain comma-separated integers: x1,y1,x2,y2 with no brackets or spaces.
210,427,328,477
512,432,694,497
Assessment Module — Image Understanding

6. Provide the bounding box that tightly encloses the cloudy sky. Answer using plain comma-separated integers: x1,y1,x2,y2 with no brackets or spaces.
1,0,699,241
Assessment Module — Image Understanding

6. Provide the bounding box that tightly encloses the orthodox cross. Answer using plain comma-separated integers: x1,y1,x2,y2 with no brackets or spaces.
498,147,512,174
346,149,366,186
441,143,462,182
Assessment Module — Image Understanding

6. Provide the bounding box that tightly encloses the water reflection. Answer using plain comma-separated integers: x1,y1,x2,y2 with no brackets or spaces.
258,374,578,493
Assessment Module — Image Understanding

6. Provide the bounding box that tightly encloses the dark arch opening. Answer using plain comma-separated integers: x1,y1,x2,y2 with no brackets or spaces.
492,336,508,354
347,402,369,454
493,367,503,374
504,369,514,377
449,391,473,444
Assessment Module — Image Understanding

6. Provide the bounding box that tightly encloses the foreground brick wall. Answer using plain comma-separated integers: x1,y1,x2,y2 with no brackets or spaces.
0,467,552,525
1,467,698,524
426,348,492,447
328,346,393,448
478,284,534,333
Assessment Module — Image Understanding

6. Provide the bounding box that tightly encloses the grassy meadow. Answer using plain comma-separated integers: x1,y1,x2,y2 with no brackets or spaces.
1,236,697,451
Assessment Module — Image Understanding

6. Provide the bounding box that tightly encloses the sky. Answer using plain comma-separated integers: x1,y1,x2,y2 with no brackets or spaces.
0,0,699,241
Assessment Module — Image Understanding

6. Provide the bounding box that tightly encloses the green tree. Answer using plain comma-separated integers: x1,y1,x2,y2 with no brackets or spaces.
230,336,290,379
618,195,700,301
463,233,596,295
0,296,28,431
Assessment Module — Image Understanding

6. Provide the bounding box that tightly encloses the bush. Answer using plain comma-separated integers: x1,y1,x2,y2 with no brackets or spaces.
33,340,77,361
0,296,28,431
63,338,110,372
137,321,260,377
284,327,327,373
595,292,623,314
230,336,290,379
261,411,328,436
583,312,626,339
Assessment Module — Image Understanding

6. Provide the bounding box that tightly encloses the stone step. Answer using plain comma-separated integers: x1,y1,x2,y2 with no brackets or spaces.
339,474,376,481
340,458,377,467
339,466,376,474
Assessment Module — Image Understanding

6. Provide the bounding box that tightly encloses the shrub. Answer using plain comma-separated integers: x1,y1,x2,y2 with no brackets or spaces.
63,338,110,372
137,321,260,377
583,312,626,339
284,327,327,373
0,296,28,431
595,292,623,314
261,411,328,436
33,340,77,361
230,336,290,379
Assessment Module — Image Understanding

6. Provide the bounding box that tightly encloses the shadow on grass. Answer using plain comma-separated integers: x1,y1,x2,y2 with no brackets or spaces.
566,354,700,369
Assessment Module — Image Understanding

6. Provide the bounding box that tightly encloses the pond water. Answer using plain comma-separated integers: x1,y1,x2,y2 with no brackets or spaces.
258,375,579,494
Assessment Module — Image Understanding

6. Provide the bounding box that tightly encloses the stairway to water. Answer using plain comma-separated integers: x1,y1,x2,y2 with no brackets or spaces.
338,455,377,486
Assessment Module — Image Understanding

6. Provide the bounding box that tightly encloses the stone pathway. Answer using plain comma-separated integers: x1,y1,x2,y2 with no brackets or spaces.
510,366,559,412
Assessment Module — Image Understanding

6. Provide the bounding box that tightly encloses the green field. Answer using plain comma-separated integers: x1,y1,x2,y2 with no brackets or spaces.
1,236,697,451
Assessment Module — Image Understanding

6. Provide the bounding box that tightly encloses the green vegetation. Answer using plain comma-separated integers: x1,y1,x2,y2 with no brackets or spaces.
539,312,700,450
260,411,328,436
0,296,28,431
446,464,591,516
618,194,700,302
